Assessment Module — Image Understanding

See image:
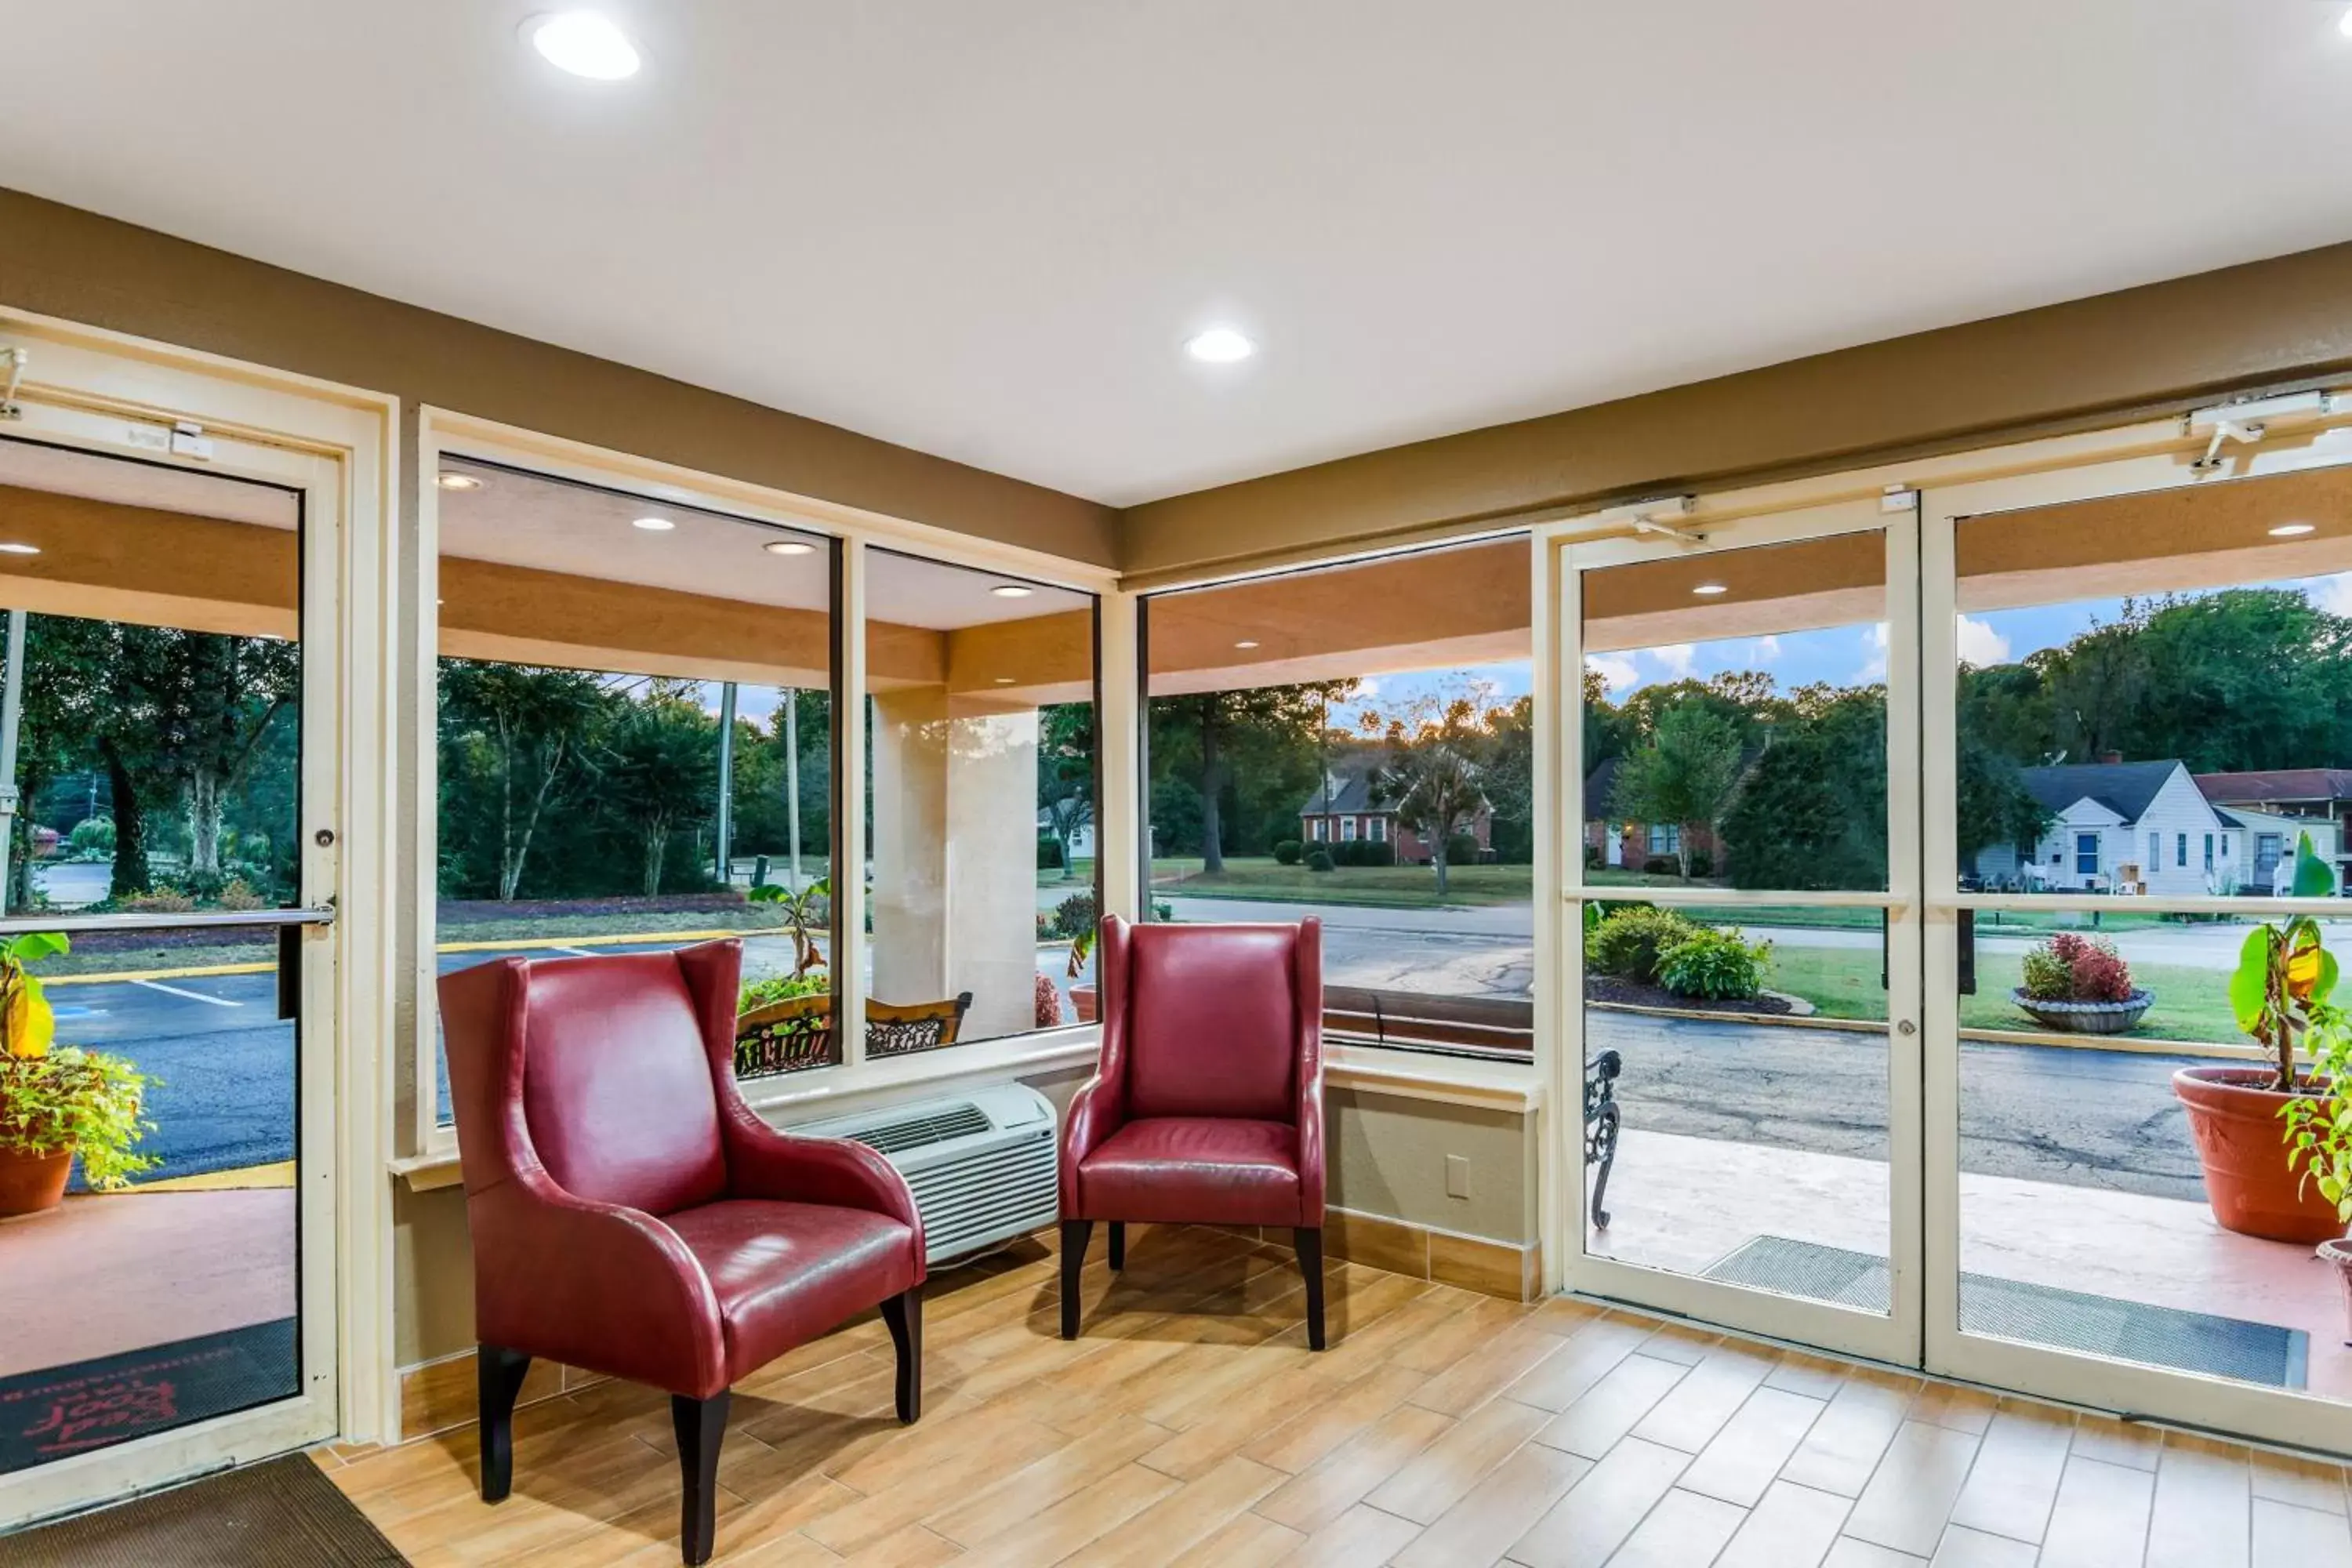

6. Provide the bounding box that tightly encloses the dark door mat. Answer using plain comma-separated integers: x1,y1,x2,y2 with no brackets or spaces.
0,1319,299,1476
0,1454,406,1566
1704,1234,2310,1389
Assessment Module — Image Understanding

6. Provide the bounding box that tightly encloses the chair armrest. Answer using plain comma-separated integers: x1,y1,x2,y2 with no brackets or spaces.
1058,1073,1123,1213
722,1102,925,1243
1295,1060,1327,1221
468,1173,729,1399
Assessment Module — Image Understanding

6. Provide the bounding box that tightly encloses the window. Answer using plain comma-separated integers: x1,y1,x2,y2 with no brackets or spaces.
2176,832,2188,868
2205,833,2215,871
2147,830,2159,873
864,550,1098,1054
1142,535,1533,1057
2076,833,2100,877
432,459,840,1114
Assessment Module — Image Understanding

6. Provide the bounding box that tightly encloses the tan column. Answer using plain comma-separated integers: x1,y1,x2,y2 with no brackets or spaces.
870,688,949,1005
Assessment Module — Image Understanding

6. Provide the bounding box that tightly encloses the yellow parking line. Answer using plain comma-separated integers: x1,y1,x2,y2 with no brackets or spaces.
42,929,787,988
49,961,274,987
132,1160,297,1192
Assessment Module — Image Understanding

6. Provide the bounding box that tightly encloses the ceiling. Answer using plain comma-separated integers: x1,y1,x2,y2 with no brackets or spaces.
5,3,2352,508
0,434,297,528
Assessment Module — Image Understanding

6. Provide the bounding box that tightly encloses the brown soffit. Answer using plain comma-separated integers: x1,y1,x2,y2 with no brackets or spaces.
0,187,1119,568
1120,239,2352,579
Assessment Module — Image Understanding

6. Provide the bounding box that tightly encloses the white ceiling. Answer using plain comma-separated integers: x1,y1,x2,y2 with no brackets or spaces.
6,2,2352,507
0,434,298,528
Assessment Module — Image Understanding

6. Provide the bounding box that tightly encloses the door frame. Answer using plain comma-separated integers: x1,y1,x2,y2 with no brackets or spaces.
0,308,397,1527
1544,492,1927,1369
1919,421,2352,1457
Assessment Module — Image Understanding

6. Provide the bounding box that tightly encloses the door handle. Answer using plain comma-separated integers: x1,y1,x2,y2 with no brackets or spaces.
1896,1019,1917,1036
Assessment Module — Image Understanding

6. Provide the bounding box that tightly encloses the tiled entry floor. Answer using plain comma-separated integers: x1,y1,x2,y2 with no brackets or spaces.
321,1225,2352,1567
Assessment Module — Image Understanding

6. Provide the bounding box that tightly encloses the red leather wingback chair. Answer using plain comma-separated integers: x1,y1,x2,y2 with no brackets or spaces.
1058,916,1327,1347
438,940,924,1566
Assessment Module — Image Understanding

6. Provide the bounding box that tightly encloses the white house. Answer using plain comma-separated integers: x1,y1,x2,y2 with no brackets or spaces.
1972,760,2247,896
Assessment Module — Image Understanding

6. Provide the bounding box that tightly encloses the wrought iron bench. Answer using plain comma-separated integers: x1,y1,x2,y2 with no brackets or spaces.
1320,985,1624,1229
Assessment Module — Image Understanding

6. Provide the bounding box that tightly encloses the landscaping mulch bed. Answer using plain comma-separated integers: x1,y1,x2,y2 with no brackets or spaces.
1584,975,1794,1016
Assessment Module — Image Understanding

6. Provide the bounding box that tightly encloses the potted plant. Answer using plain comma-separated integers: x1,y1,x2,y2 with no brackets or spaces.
734,967,833,1079
2011,932,2153,1033
2173,833,2347,1243
1,933,158,1217
2283,1000,2352,1341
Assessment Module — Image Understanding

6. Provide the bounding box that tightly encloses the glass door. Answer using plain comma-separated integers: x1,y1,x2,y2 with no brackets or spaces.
1922,430,2352,1456
1562,495,1924,1367
0,399,341,1522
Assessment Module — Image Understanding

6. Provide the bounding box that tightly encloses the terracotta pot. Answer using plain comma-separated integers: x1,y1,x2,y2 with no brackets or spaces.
2321,1239,2352,1347
2172,1067,2343,1243
0,1145,72,1218
1071,983,1097,1025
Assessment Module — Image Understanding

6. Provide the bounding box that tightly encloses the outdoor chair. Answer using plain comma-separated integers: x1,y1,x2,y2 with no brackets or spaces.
865,991,975,1057
1058,916,1329,1347
438,940,925,1566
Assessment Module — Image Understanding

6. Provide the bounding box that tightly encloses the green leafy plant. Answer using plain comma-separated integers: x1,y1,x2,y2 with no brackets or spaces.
1657,927,1771,1001
2283,1002,2352,1228
1584,906,1697,985
2020,932,2136,1003
1272,840,1302,866
1,931,70,1060
748,877,832,977
1051,891,1098,941
2231,833,2339,1093
739,969,829,1011
1305,848,1335,873
1,1047,159,1189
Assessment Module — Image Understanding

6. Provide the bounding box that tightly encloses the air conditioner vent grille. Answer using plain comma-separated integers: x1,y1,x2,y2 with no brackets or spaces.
846,1102,992,1155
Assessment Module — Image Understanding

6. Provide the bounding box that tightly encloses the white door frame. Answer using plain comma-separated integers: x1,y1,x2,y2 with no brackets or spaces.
1920,424,2352,1457
0,310,397,1528
1544,492,1927,1369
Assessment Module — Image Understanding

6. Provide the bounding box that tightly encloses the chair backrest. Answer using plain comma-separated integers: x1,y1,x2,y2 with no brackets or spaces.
1116,920,1315,1123
443,948,731,1217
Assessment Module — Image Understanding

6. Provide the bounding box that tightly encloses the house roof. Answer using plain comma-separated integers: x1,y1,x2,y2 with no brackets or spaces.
2196,769,2352,806
1298,768,1381,816
2015,761,2181,824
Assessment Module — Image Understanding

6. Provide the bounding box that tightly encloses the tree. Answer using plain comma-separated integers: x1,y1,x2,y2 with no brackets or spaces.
601,683,720,896
1955,735,2053,871
113,627,299,891
1149,681,1354,873
438,660,608,900
1610,703,1744,880
1037,702,1094,880
1374,742,1485,896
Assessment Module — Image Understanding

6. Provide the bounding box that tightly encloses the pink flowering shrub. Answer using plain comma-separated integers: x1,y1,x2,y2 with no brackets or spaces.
2021,931,2136,1002
1035,970,1065,1029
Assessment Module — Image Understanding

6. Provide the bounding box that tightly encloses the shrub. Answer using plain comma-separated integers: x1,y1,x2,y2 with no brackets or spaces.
120,888,197,915
1642,855,1677,876
67,817,115,858
1584,844,1603,870
1051,891,1098,941
1443,833,1480,867
1657,927,1770,1000
740,969,829,1011
2021,932,2136,1002
1151,900,1174,920
1035,971,1064,1029
1036,834,1065,871
1273,840,1303,866
1306,848,1335,873
1584,906,1697,985
1685,851,1715,878
214,877,268,912
1330,839,1396,868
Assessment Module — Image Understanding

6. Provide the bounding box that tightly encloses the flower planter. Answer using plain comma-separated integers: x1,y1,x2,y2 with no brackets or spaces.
2172,1067,2346,1243
1071,983,1097,1025
2009,989,2153,1034
0,1146,72,1219
2322,1238,2352,1347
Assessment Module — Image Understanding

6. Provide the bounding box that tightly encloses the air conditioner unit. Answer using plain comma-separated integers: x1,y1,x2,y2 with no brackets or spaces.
789,1084,1059,1265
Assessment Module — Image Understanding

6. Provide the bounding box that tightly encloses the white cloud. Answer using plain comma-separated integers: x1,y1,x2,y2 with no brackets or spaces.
1585,653,1639,695
1650,643,1697,679
1955,614,2012,666
2317,572,2352,616
1353,677,1382,699
1855,622,1889,683
1751,634,1782,663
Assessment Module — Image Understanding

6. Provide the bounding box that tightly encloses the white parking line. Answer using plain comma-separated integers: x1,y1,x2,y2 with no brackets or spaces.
131,978,243,1007
555,946,600,957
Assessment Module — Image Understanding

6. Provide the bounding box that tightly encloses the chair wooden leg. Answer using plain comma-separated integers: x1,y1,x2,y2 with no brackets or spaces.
1108,1220,1126,1271
671,1390,729,1566
879,1285,924,1424
1060,1218,1093,1339
476,1344,532,1503
1295,1227,1327,1351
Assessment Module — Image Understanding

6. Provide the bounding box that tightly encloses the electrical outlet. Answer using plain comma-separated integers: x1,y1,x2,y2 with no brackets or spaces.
1445,1154,1471,1200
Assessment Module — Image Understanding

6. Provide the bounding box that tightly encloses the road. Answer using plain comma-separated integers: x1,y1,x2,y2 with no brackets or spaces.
53,919,2216,1203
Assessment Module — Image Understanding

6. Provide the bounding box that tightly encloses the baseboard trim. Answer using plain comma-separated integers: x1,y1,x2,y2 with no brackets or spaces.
1221,1208,1542,1301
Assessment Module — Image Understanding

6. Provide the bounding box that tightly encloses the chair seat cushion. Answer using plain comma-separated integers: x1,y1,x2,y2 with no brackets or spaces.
1073,1117,1305,1226
663,1200,920,1382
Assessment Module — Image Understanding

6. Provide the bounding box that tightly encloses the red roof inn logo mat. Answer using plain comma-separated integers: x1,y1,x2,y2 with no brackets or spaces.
0,1319,296,1475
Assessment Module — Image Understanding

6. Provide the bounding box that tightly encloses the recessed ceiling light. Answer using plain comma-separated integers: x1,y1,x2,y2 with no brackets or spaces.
0,543,38,556
1185,327,1257,365
1235,640,1261,649
1693,582,1729,596
993,677,1016,685
763,539,816,556
436,472,484,492
2269,522,2317,537
632,517,676,532
528,12,641,80
989,583,1033,598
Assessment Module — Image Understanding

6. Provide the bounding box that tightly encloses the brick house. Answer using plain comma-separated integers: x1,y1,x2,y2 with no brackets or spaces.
1297,765,1492,865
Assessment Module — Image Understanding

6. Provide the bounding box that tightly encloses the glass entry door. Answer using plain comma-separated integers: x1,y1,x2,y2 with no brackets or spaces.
1922,433,2352,1456
1561,495,1925,1368
0,397,342,1523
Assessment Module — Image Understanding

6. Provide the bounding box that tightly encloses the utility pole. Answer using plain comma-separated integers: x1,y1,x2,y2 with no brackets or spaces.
713,681,737,887
785,689,803,893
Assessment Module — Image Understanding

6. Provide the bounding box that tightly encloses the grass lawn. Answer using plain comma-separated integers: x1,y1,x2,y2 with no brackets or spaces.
1759,943,2248,1044
1151,855,1531,909
438,906,792,943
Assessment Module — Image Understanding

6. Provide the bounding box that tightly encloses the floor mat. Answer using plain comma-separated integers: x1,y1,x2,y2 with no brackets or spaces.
0,1454,404,1566
0,1319,299,1477
1702,1234,2310,1388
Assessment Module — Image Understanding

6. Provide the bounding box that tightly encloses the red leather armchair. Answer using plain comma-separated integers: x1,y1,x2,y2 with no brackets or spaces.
438,940,924,1566
1058,916,1328,1347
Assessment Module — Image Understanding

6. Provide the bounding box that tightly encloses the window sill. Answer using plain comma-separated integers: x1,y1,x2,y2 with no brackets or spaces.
389,1029,1543,1192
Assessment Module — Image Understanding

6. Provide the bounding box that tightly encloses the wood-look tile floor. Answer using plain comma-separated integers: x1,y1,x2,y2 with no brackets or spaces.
320,1225,2352,1568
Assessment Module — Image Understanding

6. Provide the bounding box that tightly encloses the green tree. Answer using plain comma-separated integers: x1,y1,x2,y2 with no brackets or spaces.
1610,703,1744,880
111,627,298,891
438,660,609,900
1149,681,1355,873
1037,702,1094,881
1374,742,1485,895
601,683,720,895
